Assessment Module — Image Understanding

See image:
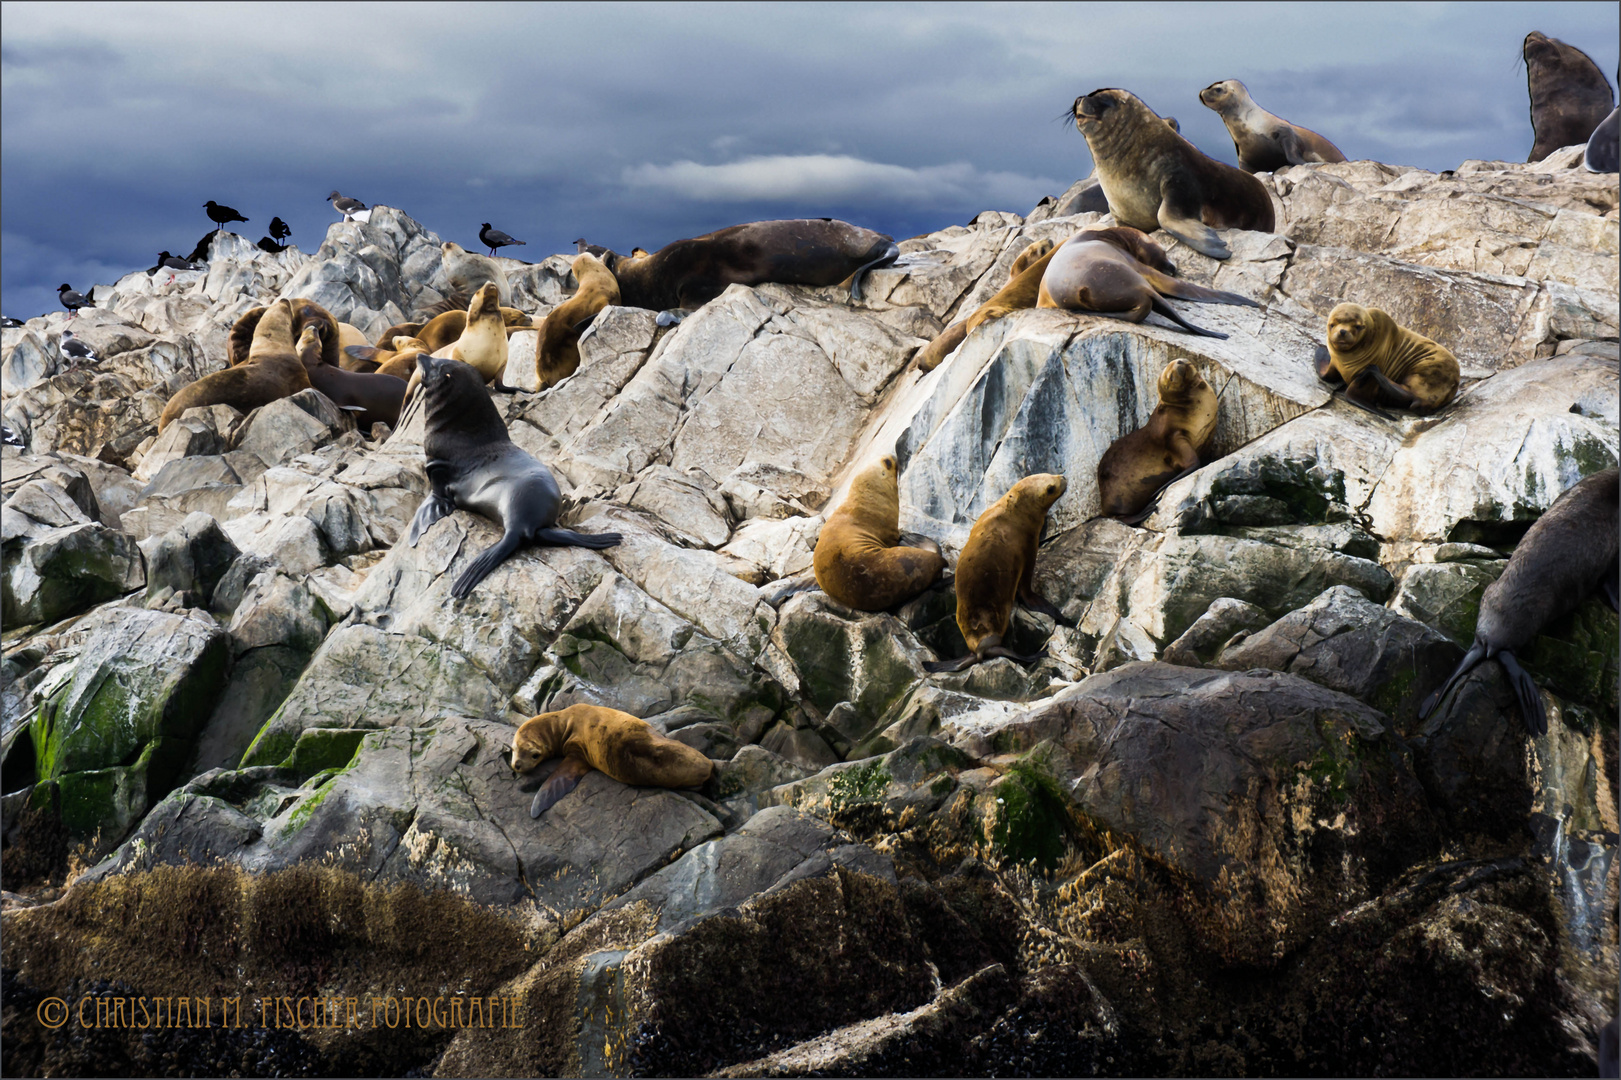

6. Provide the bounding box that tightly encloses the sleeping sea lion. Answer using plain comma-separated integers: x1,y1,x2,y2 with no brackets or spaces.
511,704,715,817
160,299,309,430
403,282,516,400
813,454,946,610
375,321,425,351
295,322,407,429
924,474,1070,674
1418,468,1619,735
406,352,621,599
1314,303,1459,415
1070,88,1276,259
917,238,1058,372
439,241,513,306
1198,79,1347,172
535,252,620,390
1523,31,1615,162
606,218,899,313
1036,226,1258,337
1097,359,1218,522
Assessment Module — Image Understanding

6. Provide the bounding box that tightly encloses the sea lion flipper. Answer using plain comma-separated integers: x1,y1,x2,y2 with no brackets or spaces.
1275,126,1311,167
1417,641,1487,721
1496,651,1548,737
451,533,524,600
1142,269,1259,308
534,527,622,550
847,242,900,301
345,345,381,362
923,655,979,674
1157,185,1231,260
1146,295,1228,339
1313,345,1341,383
406,492,456,547
531,757,593,817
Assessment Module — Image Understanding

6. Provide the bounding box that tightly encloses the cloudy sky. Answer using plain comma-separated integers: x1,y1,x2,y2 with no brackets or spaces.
3,1,1616,319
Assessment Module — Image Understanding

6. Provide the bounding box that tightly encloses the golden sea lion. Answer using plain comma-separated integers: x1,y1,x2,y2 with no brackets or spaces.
1314,303,1459,416
295,323,407,429
916,238,1059,372
1198,79,1347,172
1097,359,1218,523
924,474,1069,674
403,282,515,400
1419,468,1619,735
408,305,534,352
160,299,309,430
511,704,717,816
535,252,620,390
1523,31,1615,162
813,454,946,610
1036,226,1257,338
376,321,425,351
1070,88,1276,260
366,337,430,380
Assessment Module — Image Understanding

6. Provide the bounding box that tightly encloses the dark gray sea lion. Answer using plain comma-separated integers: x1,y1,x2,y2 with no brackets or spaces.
1198,79,1347,172
1069,88,1275,260
1418,468,1620,735
1523,31,1614,162
295,324,407,429
406,353,621,599
604,218,899,312
1584,106,1620,172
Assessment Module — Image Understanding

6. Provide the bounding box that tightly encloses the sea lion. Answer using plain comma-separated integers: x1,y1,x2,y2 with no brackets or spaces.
1198,79,1347,172
1070,88,1275,259
295,323,407,429
406,352,621,598
606,218,899,312
535,253,621,390
1097,359,1218,522
375,321,425,351
405,305,533,352
1037,225,1257,337
917,238,1059,372
510,704,715,817
361,337,431,380
1055,116,1182,217
403,283,516,400
1313,303,1459,415
1585,106,1620,172
1523,32,1615,162
1418,468,1619,735
813,454,946,610
159,299,309,430
924,474,1070,674
228,301,346,368
439,241,512,306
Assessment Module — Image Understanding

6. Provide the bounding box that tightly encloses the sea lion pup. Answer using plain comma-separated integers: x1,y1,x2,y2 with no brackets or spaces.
606,218,899,313
295,323,407,429
1419,468,1620,736
1036,225,1258,338
159,299,309,430
511,704,715,817
535,252,620,390
439,241,512,305
403,283,516,400
813,454,947,610
1313,303,1459,415
1198,79,1347,172
924,474,1070,674
406,353,621,599
1585,106,1620,173
1070,88,1275,260
917,238,1059,372
1097,359,1218,523
1523,31,1615,162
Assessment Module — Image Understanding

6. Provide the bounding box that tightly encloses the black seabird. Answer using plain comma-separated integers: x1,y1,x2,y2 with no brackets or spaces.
479,223,526,257
269,216,292,240
257,237,288,253
58,329,99,369
205,200,248,230
58,284,92,316
153,251,203,284
1,316,22,328
327,190,368,221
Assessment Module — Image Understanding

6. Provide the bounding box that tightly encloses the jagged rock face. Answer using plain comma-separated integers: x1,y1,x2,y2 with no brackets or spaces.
1,160,1617,1078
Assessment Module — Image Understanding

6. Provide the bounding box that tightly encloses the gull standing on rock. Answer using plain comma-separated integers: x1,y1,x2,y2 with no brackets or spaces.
479,223,526,258
327,190,370,223
204,200,248,230
58,329,99,370
57,284,92,316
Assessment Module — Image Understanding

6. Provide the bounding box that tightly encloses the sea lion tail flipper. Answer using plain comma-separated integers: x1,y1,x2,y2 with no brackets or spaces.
532,757,593,817
1313,345,1342,383
1018,591,1068,623
450,534,524,599
923,655,980,674
1143,270,1258,308
1147,295,1229,339
1496,651,1547,737
406,492,456,547
1417,641,1487,721
848,242,901,302
534,527,622,550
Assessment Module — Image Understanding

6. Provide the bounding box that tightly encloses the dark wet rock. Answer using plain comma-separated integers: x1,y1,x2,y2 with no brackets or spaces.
1160,596,1271,667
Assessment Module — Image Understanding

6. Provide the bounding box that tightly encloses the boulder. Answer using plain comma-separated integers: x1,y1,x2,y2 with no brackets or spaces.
137,511,240,604
2,522,143,627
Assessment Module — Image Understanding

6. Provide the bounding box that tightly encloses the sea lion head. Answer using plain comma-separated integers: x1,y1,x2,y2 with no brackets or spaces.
1009,473,1068,515
1073,88,1154,135
1157,358,1207,401
510,714,561,772
391,336,430,355
1327,303,1371,350
416,351,483,407
1521,31,1562,68
1199,79,1248,113
847,453,901,512
295,325,323,370
469,281,501,317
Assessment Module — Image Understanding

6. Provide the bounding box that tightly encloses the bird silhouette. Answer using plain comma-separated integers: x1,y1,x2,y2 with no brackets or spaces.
205,200,248,230
269,216,292,240
479,223,526,257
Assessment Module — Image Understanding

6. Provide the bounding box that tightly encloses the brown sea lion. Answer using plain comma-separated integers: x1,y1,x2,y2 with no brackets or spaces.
406,305,533,352
1070,88,1276,259
370,337,431,380
375,321,425,351
605,218,899,312
295,323,407,429
1037,226,1257,337
924,474,1070,674
510,704,716,817
535,253,620,390
1419,468,1620,735
1199,79,1347,172
1055,115,1182,216
1097,359,1218,522
160,299,309,430
813,454,946,610
403,283,515,400
228,301,348,368
1523,31,1615,162
1314,303,1459,416
917,238,1059,372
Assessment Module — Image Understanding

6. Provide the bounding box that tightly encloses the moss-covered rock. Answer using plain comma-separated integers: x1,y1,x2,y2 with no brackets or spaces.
2,522,142,627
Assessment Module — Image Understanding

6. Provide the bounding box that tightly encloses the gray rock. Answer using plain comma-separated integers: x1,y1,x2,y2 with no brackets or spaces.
2,522,143,627
138,511,241,603
1161,597,1271,667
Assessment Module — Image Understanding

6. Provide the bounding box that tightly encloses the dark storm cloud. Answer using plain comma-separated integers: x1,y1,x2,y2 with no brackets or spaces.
2,1,1616,320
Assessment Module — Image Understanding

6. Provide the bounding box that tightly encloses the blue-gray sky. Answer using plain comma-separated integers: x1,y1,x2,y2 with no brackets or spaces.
3,1,1616,320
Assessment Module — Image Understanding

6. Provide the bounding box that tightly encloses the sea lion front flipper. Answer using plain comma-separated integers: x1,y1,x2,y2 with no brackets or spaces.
1365,367,1421,409
1157,182,1231,260
406,489,457,547
1496,650,1548,737
1417,641,1487,721
345,345,381,363
531,757,593,817
534,527,623,550
1313,345,1342,383
1275,126,1311,167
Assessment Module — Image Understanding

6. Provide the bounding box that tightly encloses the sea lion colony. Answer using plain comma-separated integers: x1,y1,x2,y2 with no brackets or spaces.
20,32,1618,819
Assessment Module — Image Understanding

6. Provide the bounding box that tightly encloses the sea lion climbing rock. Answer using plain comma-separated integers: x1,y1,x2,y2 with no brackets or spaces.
1314,303,1460,415
511,704,715,817
813,454,946,611
916,237,1058,372
535,252,620,390
1097,358,1218,522
1199,78,1347,172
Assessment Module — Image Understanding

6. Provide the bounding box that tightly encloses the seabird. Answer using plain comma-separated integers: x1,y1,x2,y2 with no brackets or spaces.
269,216,292,240
152,251,203,284
1,316,22,328
573,238,612,257
58,329,99,369
327,190,370,222
257,237,288,254
58,284,92,316
204,200,248,230
479,223,526,257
